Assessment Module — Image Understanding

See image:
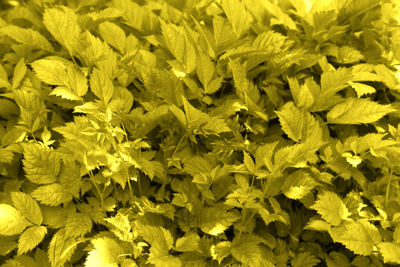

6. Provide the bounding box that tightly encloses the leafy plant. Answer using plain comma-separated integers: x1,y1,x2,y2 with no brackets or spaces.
1,0,400,266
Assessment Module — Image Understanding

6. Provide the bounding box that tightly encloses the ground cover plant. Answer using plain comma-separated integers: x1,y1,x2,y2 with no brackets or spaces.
1,0,400,266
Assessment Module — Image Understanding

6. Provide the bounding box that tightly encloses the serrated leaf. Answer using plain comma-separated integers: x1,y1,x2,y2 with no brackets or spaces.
282,170,316,200
64,213,92,237
161,21,196,73
196,50,214,90
17,226,47,255
48,229,77,267
179,96,230,134
31,58,88,100
12,58,27,89
261,0,297,30
378,242,400,264
243,151,255,173
304,218,331,232
288,77,315,109
213,16,237,53
291,252,320,267
31,58,68,85
211,241,232,264
11,191,43,226
105,213,132,242
43,6,81,52
22,143,61,184
175,232,201,252
0,204,29,236
311,191,349,226
276,101,303,142
199,206,240,235
0,25,53,51
327,98,395,124
321,68,354,96
349,82,376,97
329,220,381,256
112,0,159,33
98,21,126,53
85,237,124,267
90,68,114,104
134,224,179,266
31,184,72,206
231,234,264,266
221,0,252,39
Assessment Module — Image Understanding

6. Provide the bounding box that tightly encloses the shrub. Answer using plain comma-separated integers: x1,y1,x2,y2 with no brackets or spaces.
1,0,400,266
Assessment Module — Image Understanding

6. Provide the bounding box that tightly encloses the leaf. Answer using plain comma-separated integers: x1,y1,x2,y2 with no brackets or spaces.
221,0,252,38
378,242,400,264
11,191,43,226
43,6,81,52
282,170,316,200
329,220,382,256
160,20,196,73
90,68,114,104
0,25,53,51
311,191,349,226
64,213,92,237
0,236,18,256
134,224,180,266
260,0,297,30
12,58,27,89
31,58,68,85
213,16,237,53
22,143,61,184
349,82,376,97
211,241,232,264
105,213,132,242
18,226,47,255
85,237,124,267
179,96,230,134
327,98,395,124
321,68,354,96
288,77,315,110
31,184,72,206
98,21,126,53
175,232,201,252
0,204,29,236
243,151,255,173
112,0,159,33
199,206,240,236
291,252,320,267
196,50,214,91
276,101,304,142
48,229,77,267
231,234,264,266
31,58,88,100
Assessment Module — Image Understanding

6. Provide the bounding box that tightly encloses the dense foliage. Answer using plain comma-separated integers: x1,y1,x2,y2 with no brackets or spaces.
1,0,400,266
